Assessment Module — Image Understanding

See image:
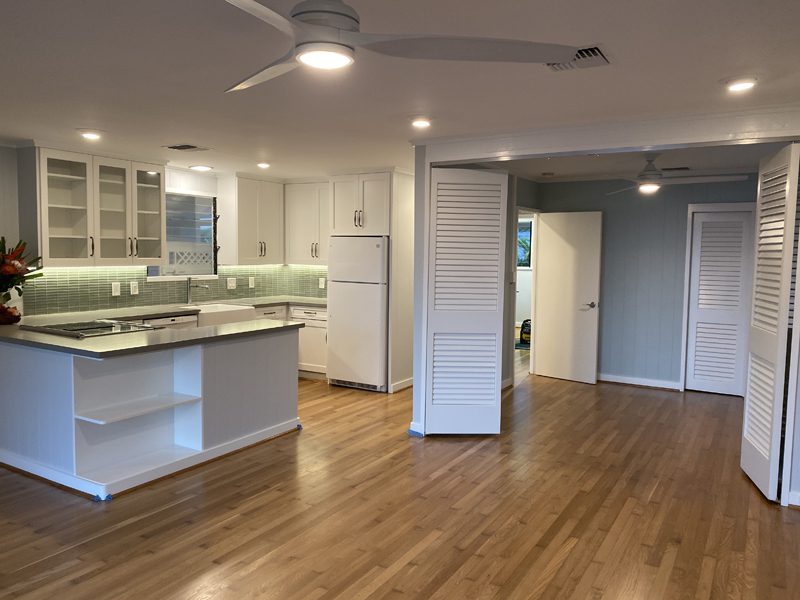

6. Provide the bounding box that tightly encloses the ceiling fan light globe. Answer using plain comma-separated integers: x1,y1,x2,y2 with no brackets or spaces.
296,43,355,70
638,183,661,195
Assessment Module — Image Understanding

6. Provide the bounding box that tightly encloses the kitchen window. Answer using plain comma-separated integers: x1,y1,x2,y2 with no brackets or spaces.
148,193,217,277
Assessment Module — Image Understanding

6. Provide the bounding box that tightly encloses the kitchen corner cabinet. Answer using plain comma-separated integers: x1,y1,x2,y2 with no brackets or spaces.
35,148,165,267
285,182,329,265
237,178,284,265
330,172,390,236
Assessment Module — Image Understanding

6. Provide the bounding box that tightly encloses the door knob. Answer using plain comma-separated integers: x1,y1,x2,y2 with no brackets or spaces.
585,301,598,309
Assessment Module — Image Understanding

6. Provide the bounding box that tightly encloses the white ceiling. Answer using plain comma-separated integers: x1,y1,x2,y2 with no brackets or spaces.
1,0,799,179
485,143,788,182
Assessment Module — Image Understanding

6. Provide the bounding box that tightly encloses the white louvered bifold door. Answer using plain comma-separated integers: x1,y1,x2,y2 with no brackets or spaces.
686,211,754,396
425,169,508,434
741,143,800,501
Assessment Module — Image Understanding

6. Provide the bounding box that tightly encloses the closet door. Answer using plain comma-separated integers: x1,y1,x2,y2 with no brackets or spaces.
424,168,507,434
741,143,800,501
686,210,754,395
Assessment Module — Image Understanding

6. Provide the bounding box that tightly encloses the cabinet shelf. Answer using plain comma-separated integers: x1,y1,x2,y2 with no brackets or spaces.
78,445,199,485
49,234,86,240
137,210,160,215
136,236,160,241
48,173,86,181
99,179,125,185
137,183,160,189
100,207,126,213
48,203,87,211
75,393,201,425
100,235,126,240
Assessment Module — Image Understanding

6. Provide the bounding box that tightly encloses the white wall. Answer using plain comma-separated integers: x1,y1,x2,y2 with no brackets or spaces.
0,147,19,242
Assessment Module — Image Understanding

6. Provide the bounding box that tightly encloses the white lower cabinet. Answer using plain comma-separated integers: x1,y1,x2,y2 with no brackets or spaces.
291,306,327,373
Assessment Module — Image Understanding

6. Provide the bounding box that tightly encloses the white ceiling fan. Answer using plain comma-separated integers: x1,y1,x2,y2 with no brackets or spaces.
606,154,750,196
223,0,580,92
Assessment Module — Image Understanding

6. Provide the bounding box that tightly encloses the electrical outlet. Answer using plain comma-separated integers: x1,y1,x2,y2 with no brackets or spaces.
129,281,139,296
227,277,237,290
318,277,326,289
249,276,255,288
111,282,121,297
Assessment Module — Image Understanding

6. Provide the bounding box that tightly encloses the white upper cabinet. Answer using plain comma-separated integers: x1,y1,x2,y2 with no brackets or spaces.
37,148,165,267
236,178,284,265
285,182,329,265
330,172,390,236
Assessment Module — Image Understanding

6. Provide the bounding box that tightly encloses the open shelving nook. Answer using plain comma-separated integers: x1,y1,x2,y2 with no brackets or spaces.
73,347,203,487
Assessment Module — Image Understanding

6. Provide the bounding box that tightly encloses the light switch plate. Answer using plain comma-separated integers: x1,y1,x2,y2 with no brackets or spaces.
129,281,139,296
318,277,326,289
227,278,237,290
249,276,255,288
111,282,121,297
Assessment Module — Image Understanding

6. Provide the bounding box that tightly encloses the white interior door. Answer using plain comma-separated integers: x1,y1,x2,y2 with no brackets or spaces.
686,210,754,395
534,212,602,384
741,143,800,501
424,168,507,434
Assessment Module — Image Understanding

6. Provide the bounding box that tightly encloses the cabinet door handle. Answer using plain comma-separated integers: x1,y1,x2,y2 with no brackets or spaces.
358,210,363,228
90,236,95,257
128,237,133,257
314,242,319,258
263,241,267,257
134,237,139,256
311,242,315,258
353,209,358,228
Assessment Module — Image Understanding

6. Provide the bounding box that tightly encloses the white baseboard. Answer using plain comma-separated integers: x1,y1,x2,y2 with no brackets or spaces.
598,373,681,391
502,377,513,390
408,421,424,437
389,377,413,393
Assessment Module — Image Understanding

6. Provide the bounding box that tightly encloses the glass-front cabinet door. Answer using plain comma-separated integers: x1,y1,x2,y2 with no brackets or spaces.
93,157,132,265
40,149,94,266
132,163,165,263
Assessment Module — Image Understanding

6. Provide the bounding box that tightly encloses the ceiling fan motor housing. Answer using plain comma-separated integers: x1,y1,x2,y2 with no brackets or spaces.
290,0,360,31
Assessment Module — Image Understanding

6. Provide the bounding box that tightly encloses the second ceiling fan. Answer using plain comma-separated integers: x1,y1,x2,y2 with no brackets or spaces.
223,0,581,92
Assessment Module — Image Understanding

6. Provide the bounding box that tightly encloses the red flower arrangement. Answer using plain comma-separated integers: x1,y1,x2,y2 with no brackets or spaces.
0,237,42,324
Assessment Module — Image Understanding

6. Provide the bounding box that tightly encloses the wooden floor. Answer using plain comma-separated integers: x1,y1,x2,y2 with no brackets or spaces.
2,351,800,599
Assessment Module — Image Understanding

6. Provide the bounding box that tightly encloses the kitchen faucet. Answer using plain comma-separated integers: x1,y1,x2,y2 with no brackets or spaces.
187,277,210,304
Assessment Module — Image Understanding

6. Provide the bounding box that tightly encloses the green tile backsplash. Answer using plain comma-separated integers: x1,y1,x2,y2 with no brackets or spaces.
21,265,328,315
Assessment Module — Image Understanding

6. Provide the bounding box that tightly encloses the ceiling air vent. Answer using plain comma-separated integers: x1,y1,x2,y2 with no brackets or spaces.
547,47,610,72
163,144,210,152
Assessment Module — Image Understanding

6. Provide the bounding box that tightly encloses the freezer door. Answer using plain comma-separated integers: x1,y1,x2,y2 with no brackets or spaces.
328,236,388,284
327,281,388,389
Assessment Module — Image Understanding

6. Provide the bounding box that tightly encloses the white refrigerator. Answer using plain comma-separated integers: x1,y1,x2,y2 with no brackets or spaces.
327,236,389,392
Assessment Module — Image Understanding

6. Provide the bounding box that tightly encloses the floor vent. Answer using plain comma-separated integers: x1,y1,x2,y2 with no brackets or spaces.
547,46,610,72
163,144,210,152
328,379,386,393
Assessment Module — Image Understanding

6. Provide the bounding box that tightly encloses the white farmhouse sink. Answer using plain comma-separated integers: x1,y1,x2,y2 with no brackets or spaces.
181,303,257,327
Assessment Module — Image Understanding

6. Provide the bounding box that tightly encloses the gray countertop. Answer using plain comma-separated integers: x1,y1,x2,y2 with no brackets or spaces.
19,296,327,326
0,318,304,359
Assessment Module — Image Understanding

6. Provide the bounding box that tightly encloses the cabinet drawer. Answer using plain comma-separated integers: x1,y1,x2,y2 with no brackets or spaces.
257,306,288,320
290,306,327,321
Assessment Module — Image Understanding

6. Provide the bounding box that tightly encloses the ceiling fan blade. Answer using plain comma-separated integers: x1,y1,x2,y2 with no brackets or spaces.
605,185,638,196
226,51,298,92
224,0,299,38
345,32,578,64
660,175,750,185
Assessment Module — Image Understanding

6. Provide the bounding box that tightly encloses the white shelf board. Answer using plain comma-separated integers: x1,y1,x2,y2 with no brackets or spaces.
77,445,199,485
137,183,160,189
48,203,86,210
75,393,201,425
48,173,86,181
99,236,126,240
100,207,126,213
137,210,160,215
99,179,125,185
49,234,86,240
137,236,160,241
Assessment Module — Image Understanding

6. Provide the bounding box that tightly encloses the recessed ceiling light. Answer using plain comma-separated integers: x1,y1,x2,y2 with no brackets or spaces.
726,77,757,93
146,171,157,176
78,129,102,141
257,162,270,169
189,165,212,172
296,43,354,70
638,183,661,194
411,118,431,129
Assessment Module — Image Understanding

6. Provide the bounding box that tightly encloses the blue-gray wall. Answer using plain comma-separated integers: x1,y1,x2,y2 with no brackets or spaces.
536,177,757,385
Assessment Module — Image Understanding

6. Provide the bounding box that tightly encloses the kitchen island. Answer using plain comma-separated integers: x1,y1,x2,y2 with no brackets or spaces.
0,319,303,499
